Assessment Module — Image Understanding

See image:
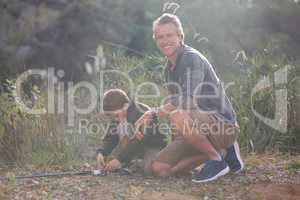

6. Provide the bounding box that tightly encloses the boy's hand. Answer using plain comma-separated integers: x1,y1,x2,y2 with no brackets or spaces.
105,159,121,172
96,153,106,169
134,111,152,140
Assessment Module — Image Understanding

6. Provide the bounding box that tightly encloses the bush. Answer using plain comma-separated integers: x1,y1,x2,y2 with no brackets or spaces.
227,50,300,152
0,79,76,167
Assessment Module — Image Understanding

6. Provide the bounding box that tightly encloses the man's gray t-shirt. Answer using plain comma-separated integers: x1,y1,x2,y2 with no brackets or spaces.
164,45,237,124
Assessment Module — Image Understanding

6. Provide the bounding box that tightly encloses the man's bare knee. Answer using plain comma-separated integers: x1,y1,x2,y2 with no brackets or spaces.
151,161,171,178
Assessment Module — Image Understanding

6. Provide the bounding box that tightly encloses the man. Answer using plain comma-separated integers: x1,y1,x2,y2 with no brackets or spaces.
96,89,166,175
135,13,243,183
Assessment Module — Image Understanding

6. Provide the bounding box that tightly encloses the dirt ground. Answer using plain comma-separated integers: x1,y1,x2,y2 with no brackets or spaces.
1,153,300,200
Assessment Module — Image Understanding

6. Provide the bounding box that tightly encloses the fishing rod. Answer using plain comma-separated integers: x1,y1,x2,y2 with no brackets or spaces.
0,170,97,181
0,168,131,181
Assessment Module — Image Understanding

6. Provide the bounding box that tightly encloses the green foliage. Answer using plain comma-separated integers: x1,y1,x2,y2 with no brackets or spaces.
227,49,300,152
0,79,77,166
286,159,300,173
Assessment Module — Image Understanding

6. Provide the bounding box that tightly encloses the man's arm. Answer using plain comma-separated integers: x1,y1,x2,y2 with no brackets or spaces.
166,53,206,110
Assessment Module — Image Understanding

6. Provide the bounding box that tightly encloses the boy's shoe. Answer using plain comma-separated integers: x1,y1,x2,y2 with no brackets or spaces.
192,159,230,183
224,141,244,173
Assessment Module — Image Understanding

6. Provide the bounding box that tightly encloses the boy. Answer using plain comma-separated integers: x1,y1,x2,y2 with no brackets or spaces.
96,89,166,175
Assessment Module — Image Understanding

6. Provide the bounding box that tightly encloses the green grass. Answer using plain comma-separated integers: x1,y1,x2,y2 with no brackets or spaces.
287,159,300,173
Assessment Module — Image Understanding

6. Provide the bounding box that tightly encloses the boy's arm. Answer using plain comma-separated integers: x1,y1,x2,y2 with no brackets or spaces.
96,122,119,156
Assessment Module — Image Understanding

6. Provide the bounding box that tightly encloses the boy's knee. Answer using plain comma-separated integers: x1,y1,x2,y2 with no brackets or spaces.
151,161,171,178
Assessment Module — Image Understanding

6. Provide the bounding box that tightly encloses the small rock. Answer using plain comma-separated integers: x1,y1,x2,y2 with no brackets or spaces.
32,180,39,185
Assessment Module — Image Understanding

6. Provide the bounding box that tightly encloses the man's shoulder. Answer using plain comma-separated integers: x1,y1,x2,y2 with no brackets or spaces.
182,45,201,56
183,45,198,53
180,45,208,68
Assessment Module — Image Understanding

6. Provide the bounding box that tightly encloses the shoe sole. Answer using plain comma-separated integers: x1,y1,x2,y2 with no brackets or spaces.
191,166,230,183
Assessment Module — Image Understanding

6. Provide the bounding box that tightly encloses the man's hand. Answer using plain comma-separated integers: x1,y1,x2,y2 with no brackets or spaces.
105,159,122,172
96,153,106,169
134,111,153,140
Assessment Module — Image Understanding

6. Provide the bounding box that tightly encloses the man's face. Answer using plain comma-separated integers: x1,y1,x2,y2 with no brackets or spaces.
154,23,182,58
